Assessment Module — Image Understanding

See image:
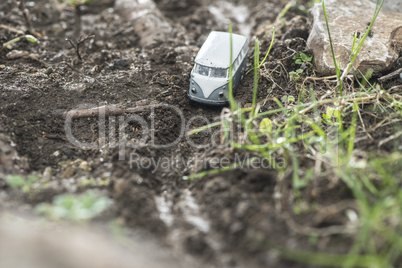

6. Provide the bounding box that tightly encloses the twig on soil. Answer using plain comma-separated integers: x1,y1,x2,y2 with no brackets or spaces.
357,106,374,141
62,61,79,73
302,75,347,90
378,130,402,148
388,85,402,94
66,35,95,61
378,67,402,82
298,94,379,115
43,134,67,141
0,24,24,35
73,5,82,40
13,0,35,34
369,118,401,132
312,200,357,225
260,64,285,93
306,147,337,168
283,211,357,236
303,75,338,85
278,60,289,80
55,104,125,119
53,100,160,119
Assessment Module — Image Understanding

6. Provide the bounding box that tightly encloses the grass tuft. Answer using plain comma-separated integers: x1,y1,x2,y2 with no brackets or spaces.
322,0,385,95
186,7,401,266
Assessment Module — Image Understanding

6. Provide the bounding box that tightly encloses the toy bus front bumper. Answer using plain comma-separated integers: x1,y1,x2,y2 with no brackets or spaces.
188,80,229,105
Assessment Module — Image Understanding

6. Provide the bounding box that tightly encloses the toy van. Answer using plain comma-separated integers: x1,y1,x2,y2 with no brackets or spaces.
188,31,248,105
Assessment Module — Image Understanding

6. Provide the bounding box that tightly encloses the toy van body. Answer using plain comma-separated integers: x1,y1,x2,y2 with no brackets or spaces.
188,31,248,105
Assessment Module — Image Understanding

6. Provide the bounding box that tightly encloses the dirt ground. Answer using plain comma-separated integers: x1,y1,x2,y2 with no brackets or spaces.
0,0,401,267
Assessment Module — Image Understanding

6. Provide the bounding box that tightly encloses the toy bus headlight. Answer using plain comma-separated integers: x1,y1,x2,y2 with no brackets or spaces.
191,87,197,94
218,92,224,98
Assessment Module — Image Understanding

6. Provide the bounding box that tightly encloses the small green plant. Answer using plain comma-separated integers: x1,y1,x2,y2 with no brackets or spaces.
6,174,39,193
359,68,374,88
281,95,296,104
289,52,312,82
322,105,341,125
289,69,304,82
259,118,273,134
0,34,38,53
293,52,312,65
36,190,112,222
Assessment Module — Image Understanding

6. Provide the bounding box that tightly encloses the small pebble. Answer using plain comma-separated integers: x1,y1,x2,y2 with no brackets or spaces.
43,167,53,180
45,66,53,75
28,53,39,61
79,161,90,171
113,59,130,70
95,40,104,47
91,65,99,73
6,50,29,60
62,166,76,178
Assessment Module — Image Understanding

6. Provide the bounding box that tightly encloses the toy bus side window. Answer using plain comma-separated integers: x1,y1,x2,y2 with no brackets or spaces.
231,58,236,74
242,44,247,56
234,57,240,72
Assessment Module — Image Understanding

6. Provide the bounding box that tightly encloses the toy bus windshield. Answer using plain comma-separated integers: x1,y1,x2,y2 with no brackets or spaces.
211,68,227,78
194,64,228,78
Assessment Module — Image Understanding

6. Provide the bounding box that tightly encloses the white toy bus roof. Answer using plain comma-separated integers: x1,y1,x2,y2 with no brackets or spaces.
194,31,247,69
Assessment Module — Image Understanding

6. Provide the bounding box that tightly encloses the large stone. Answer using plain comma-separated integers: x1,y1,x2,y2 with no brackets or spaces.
370,0,402,13
307,0,402,76
115,0,172,47
0,214,180,268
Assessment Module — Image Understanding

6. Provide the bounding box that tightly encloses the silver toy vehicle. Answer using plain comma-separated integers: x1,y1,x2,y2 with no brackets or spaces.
188,31,248,105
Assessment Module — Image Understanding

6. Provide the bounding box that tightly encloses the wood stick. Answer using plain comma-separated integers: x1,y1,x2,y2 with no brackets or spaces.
53,100,161,119
378,67,402,82
58,105,125,119
0,24,24,35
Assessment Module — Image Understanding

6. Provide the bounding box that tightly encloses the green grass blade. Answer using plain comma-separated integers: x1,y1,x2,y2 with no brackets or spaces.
322,0,342,94
187,121,221,135
345,0,384,79
246,27,275,75
258,28,275,68
228,24,236,111
347,102,358,160
251,38,259,117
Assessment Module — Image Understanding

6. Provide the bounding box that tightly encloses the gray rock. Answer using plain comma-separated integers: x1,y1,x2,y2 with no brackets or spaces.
307,0,402,76
115,0,172,47
0,213,181,268
42,167,53,180
370,0,402,13
6,50,29,60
